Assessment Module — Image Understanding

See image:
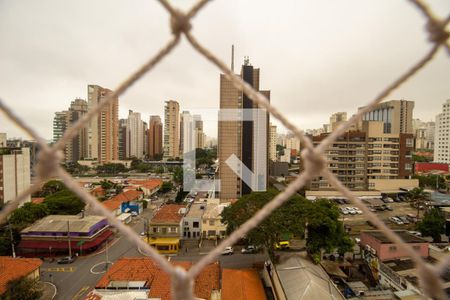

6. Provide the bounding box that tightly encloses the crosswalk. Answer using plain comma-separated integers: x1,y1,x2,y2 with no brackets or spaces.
42,267,76,272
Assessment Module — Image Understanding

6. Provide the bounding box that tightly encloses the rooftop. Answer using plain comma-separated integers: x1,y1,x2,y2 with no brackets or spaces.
21,215,106,234
222,269,266,300
102,190,143,211
185,202,206,218
203,203,230,219
151,204,186,224
275,252,344,300
127,179,162,190
362,230,427,244
94,257,219,300
0,256,42,294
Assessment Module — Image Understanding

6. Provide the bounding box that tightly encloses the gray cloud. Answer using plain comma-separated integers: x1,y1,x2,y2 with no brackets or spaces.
0,0,449,139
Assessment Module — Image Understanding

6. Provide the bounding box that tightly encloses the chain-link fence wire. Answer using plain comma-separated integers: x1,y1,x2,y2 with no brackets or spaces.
0,0,449,298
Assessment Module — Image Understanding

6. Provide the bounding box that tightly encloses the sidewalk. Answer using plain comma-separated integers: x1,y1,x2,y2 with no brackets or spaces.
40,281,57,300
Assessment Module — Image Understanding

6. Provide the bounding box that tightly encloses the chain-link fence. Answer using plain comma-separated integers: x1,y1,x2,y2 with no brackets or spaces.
1,0,449,299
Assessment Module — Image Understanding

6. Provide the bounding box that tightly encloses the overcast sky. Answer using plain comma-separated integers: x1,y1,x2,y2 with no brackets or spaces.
1,0,449,140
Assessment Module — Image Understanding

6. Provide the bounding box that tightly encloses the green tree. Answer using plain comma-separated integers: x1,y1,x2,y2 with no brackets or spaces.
100,180,114,190
407,187,428,219
34,180,66,197
96,163,127,174
9,203,49,229
173,167,183,184
2,277,43,300
306,199,354,258
221,190,309,259
416,208,445,242
160,182,173,193
413,175,446,190
44,189,85,215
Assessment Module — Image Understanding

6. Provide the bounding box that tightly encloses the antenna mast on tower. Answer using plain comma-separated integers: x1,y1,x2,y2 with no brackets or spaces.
231,44,235,72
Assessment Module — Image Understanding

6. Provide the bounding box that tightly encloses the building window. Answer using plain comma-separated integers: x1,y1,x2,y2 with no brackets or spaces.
389,245,396,252
184,221,188,226
209,220,215,226
193,221,199,228
170,227,177,233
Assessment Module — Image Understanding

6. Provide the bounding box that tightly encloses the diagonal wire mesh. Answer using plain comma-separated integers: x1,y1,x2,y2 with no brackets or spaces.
0,0,449,299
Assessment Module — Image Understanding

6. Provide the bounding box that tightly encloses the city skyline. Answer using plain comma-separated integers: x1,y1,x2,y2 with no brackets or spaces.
1,0,449,140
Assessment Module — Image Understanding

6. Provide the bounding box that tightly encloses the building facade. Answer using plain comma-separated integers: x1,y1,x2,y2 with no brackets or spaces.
330,112,347,131
148,115,163,159
126,110,144,159
0,147,31,206
434,99,450,163
361,100,414,134
218,60,269,200
87,85,119,164
163,100,180,159
118,119,127,160
310,121,413,191
53,111,69,143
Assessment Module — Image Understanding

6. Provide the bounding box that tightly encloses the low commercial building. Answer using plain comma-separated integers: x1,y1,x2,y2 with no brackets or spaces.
0,257,42,296
222,269,267,300
147,204,186,254
101,190,144,217
18,215,112,257
127,179,162,196
360,230,429,261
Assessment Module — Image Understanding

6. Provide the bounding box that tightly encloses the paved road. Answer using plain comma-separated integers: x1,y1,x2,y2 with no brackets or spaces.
171,252,267,269
41,203,162,300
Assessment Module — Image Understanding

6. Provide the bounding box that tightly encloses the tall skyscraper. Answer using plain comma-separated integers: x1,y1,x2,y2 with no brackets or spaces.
0,146,31,206
164,100,180,159
434,99,450,163
218,59,269,200
269,123,277,161
148,116,163,160
126,110,144,159
0,133,6,147
87,85,119,164
360,100,415,134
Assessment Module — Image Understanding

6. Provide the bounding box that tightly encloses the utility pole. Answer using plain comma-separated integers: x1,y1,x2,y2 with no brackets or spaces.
67,221,72,258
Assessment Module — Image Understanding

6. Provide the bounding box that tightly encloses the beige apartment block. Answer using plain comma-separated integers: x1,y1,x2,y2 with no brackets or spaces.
310,121,413,191
164,100,180,159
87,85,119,164
0,147,31,206
269,123,277,161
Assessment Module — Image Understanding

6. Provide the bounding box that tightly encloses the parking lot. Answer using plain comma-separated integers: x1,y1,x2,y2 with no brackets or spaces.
336,201,422,235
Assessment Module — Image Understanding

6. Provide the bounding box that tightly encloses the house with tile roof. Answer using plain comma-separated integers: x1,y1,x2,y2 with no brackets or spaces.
101,190,144,216
202,201,230,240
146,204,186,254
222,269,267,300
85,257,220,300
126,179,162,196
0,256,42,296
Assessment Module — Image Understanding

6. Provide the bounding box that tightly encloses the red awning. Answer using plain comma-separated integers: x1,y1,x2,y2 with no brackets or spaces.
19,230,113,250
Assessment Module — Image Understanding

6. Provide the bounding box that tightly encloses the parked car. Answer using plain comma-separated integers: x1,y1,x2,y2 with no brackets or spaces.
221,246,234,255
408,230,422,237
241,245,257,254
275,241,290,250
383,197,394,203
398,216,410,224
390,216,403,225
383,205,393,211
57,256,76,264
131,211,138,216
340,207,349,215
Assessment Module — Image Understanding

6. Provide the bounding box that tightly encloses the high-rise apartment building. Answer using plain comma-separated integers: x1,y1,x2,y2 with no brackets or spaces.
87,85,119,164
126,110,144,159
434,99,450,163
310,121,413,191
118,119,127,160
269,124,277,161
218,60,269,199
148,116,163,160
194,115,205,149
164,100,180,159
66,99,88,162
143,121,148,158
53,111,69,143
360,100,415,134
53,99,89,162
330,112,347,131
0,147,31,206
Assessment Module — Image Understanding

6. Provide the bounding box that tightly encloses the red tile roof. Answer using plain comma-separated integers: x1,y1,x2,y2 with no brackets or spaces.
94,257,219,300
31,197,45,204
102,190,143,211
128,179,163,190
0,256,42,294
222,269,266,300
151,204,185,224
